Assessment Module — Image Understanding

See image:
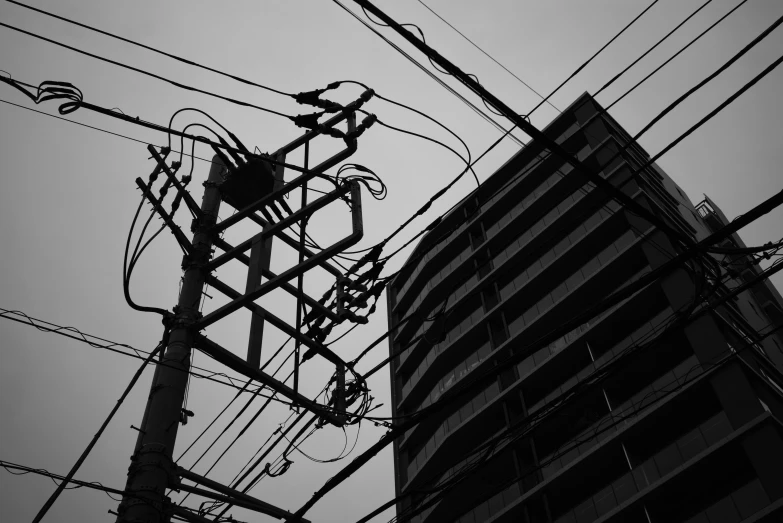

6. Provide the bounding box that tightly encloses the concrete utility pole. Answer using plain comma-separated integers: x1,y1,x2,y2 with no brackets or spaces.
116,157,224,523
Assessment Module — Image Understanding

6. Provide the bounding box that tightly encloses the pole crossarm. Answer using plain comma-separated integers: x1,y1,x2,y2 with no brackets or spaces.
274,89,373,156
193,334,343,426
194,181,363,330
174,467,310,522
212,237,341,323
212,121,357,234
205,275,347,367
135,177,194,254
148,145,202,216
206,181,353,272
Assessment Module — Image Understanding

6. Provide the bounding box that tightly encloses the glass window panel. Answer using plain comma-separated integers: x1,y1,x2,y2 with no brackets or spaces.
538,293,554,312
534,347,550,366
471,390,485,413
700,411,732,446
731,478,771,519
598,243,619,266
542,456,562,480
530,219,545,237
615,230,636,251
653,442,683,477
704,495,741,523
573,497,598,523
425,438,435,459
583,211,602,231
514,269,530,289
553,510,577,523
676,427,707,462
593,485,617,517
447,410,461,432
612,472,637,505
554,236,571,256
486,381,500,401
682,513,709,523
473,501,489,523
500,281,516,301
540,249,556,267
565,270,584,292
582,258,600,278
503,483,521,506
478,342,492,361
523,305,539,326
488,491,505,516
517,355,535,378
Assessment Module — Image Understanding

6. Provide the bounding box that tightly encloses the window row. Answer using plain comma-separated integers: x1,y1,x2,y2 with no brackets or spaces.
404,337,492,412
395,221,469,307
398,295,483,376
540,353,704,479
553,409,733,523
396,241,472,318
504,229,638,340
681,478,771,523
406,381,501,482
484,143,593,242
453,481,523,523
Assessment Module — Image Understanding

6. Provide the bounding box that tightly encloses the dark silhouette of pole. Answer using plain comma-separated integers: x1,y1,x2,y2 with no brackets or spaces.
115,157,224,523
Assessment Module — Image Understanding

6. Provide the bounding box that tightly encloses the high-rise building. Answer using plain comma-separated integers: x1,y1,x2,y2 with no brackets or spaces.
385,93,783,523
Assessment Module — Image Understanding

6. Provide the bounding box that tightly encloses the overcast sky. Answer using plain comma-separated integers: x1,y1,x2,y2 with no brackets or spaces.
1,1,782,522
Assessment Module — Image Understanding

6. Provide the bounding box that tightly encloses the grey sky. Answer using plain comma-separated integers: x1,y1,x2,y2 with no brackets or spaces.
1,1,781,522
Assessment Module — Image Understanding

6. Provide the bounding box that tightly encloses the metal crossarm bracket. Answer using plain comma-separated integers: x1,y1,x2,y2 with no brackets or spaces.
193,334,342,426
135,178,193,254
147,145,202,216
205,275,347,367
211,113,357,235
174,467,311,522
194,181,363,330
212,237,341,323
205,181,353,272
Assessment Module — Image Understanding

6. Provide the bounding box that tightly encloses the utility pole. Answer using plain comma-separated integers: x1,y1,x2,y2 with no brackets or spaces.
115,157,225,523
114,91,376,523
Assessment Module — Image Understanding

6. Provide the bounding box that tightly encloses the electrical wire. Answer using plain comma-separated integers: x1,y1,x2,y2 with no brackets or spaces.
0,21,296,120
285,167,783,518
31,337,165,522
330,0,527,147
295,256,781,522
0,308,293,400
415,0,559,113
526,0,662,118
3,0,295,98
605,0,751,112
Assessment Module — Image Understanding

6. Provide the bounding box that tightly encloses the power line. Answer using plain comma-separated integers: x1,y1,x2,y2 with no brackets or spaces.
32,339,165,522
0,21,296,120
527,0,662,118
592,0,714,100
605,0,750,112
284,55,783,514
0,308,289,400
330,0,528,147
415,0,559,113
3,0,295,98
0,97,220,163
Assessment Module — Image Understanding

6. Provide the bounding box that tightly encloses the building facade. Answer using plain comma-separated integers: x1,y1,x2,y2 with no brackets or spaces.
386,93,783,523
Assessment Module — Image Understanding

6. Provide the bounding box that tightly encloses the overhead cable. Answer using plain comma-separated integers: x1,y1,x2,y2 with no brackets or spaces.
415,0,558,113
330,0,527,147
3,0,295,98
32,338,166,522
526,0,662,118
0,21,297,120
